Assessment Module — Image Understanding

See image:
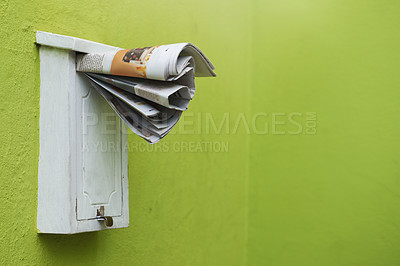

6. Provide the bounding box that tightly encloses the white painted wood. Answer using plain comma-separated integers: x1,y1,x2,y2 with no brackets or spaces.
36,31,120,54
37,31,129,234
78,87,122,220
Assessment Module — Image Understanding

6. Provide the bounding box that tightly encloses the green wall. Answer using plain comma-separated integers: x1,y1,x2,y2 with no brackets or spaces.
249,0,400,265
1,0,400,265
0,0,249,264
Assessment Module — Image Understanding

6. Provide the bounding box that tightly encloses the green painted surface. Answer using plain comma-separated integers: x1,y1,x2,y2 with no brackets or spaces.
0,0,249,264
249,0,400,265
1,0,400,265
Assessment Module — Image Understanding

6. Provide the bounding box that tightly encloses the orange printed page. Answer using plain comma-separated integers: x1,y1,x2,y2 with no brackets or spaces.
110,47,156,78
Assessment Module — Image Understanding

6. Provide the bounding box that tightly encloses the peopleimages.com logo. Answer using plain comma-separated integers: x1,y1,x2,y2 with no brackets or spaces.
170,111,317,135
83,111,318,153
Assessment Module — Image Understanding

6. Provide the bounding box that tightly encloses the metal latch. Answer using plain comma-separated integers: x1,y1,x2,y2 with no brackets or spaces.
96,206,113,227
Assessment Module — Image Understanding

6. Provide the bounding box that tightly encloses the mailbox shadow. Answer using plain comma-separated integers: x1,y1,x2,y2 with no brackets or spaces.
37,231,99,263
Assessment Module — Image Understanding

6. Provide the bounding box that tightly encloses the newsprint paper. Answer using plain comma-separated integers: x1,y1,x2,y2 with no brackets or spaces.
76,43,216,144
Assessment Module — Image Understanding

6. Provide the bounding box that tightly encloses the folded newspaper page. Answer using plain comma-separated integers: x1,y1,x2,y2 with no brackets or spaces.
77,43,215,144
87,73,192,111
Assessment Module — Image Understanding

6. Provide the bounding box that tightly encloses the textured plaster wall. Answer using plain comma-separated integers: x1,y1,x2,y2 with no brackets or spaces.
0,0,249,265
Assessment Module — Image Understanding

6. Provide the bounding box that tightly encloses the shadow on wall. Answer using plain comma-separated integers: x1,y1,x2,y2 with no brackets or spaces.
37,233,99,263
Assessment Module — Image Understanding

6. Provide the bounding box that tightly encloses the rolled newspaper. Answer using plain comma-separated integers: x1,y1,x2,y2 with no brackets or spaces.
77,43,215,80
77,43,215,144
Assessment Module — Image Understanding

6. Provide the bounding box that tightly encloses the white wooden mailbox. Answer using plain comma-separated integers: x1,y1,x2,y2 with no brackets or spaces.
36,31,129,234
